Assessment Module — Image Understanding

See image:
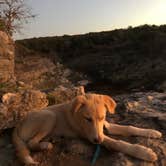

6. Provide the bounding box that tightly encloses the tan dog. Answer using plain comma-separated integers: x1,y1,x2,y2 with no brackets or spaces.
13,93,162,165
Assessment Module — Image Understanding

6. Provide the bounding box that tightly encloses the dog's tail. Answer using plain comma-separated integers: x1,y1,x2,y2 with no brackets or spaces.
12,127,38,165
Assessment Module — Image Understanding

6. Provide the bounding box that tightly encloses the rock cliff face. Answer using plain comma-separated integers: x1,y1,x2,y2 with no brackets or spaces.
0,31,15,83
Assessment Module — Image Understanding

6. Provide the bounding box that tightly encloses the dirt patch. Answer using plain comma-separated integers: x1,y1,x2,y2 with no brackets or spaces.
15,50,87,90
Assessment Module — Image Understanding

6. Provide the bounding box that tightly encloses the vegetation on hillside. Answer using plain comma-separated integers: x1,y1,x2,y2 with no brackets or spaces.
17,25,166,90
17,24,166,55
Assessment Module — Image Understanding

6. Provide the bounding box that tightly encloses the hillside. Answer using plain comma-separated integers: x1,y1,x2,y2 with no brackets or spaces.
17,25,166,91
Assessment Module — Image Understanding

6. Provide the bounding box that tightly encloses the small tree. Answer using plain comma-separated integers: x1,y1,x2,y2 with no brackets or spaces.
0,0,35,36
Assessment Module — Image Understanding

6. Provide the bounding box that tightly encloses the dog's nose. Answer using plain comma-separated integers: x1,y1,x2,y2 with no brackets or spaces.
93,137,102,144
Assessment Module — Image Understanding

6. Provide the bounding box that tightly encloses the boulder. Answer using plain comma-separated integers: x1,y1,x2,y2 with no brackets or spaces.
0,90,48,130
0,86,85,130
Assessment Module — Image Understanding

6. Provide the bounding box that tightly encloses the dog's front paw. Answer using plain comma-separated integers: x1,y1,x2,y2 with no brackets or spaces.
24,156,39,165
27,161,39,166
133,144,157,162
145,148,158,162
146,130,162,138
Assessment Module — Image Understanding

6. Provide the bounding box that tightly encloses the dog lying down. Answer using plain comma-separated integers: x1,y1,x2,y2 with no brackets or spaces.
13,93,162,165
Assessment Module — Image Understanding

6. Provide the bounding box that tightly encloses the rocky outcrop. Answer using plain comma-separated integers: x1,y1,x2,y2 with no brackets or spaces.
47,86,85,105
0,31,15,83
0,86,85,130
0,90,48,130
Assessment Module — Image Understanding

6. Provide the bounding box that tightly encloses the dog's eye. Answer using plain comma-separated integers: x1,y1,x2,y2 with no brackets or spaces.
99,117,104,121
85,117,93,122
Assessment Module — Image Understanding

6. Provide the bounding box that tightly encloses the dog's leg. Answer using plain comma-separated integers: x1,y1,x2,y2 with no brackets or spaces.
102,135,157,162
28,132,53,151
104,121,162,138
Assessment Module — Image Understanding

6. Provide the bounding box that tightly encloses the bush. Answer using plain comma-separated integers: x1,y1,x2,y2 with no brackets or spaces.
0,18,5,32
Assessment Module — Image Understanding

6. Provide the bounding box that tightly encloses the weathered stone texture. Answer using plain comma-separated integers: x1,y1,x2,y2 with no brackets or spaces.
0,90,48,130
0,31,15,83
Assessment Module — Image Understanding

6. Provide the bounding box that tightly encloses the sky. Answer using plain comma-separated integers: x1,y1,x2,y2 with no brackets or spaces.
15,0,166,39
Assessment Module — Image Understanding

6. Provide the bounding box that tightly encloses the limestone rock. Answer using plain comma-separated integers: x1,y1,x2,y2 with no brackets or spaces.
107,92,166,165
0,90,48,130
47,86,85,105
0,86,85,130
0,31,15,83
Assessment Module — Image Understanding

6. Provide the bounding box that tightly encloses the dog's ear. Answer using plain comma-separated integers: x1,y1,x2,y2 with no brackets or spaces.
75,86,85,96
71,95,85,113
102,95,116,114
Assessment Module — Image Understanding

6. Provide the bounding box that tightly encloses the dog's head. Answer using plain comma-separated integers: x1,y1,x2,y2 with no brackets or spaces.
71,94,116,144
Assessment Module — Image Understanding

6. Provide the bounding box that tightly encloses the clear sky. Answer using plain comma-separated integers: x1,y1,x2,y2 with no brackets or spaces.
15,0,166,39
